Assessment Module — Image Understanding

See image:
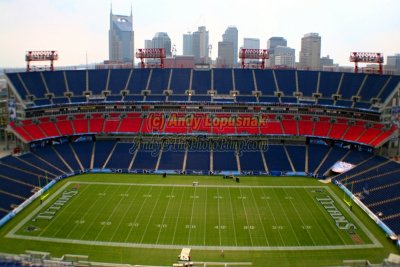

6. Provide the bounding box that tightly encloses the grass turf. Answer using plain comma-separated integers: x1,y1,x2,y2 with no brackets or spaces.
0,174,398,266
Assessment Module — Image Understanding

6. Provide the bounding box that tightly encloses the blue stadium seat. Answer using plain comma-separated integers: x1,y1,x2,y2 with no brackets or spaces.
109,69,131,94
254,69,276,96
65,70,86,96
170,69,191,94
192,70,211,95
274,70,296,96
88,69,108,95
297,70,318,97
285,145,306,172
234,69,255,95
105,142,136,169
264,145,292,172
213,69,233,94
42,71,68,97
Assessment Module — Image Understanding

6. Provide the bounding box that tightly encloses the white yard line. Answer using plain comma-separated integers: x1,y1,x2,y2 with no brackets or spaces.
227,188,238,246
271,188,301,246
171,187,186,245
64,184,101,239
238,188,254,247
216,188,222,247
139,186,164,244
124,186,153,243
94,185,130,241
301,188,339,246
249,188,269,246
203,187,208,246
282,188,316,246
80,185,118,241
187,186,197,245
108,185,140,242
259,188,285,246
155,187,175,244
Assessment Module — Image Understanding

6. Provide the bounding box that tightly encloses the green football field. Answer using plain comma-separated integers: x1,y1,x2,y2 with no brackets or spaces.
0,174,398,267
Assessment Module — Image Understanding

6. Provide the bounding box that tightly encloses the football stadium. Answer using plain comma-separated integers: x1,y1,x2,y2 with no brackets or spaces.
0,65,399,267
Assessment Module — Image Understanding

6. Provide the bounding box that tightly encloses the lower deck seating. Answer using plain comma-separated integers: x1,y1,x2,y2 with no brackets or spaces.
1,139,399,237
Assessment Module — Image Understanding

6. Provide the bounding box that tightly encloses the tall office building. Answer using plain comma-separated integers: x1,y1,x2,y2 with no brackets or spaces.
222,26,238,65
183,33,193,56
267,37,287,66
144,40,152,49
152,32,172,57
217,41,234,67
192,26,209,64
267,37,287,54
274,46,296,68
109,7,134,63
299,33,321,69
387,54,400,71
243,38,260,50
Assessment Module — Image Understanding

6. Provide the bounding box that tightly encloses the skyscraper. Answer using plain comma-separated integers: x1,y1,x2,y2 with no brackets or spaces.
267,37,287,54
222,26,238,65
299,33,321,69
243,38,260,50
152,32,172,57
192,26,209,64
217,41,234,68
274,46,296,68
267,37,287,66
183,33,193,56
109,7,134,63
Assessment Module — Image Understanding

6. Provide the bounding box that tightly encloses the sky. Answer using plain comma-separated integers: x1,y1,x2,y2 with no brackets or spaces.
0,0,399,68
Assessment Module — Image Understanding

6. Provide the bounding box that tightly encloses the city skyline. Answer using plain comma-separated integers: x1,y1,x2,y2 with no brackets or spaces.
0,0,399,68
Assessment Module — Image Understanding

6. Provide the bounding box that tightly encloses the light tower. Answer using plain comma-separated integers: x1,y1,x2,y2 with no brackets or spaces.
25,51,58,72
350,52,384,75
136,48,166,68
239,48,269,69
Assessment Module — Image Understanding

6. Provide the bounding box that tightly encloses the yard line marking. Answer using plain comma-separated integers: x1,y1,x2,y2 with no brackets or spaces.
238,188,254,246
124,186,154,243
260,188,285,246
156,187,175,244
203,187,208,246
227,188,238,246
271,188,301,246
299,188,335,246
109,185,142,242
63,184,100,239
171,187,186,245
217,188,222,247
282,188,316,246
81,185,121,241
95,185,132,241
250,188,269,246
187,186,198,245
139,186,164,244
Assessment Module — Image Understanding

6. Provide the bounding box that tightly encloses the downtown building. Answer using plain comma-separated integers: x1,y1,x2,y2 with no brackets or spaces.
216,26,238,68
299,33,321,69
182,26,210,64
151,32,172,57
109,8,134,64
